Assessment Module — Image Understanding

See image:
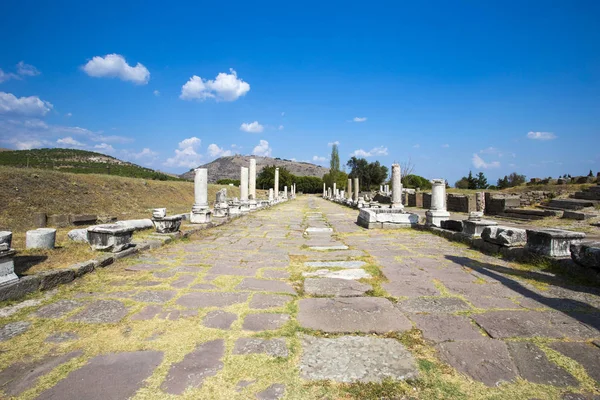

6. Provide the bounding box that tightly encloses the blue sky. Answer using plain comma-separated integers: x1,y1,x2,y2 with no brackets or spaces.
1,1,598,184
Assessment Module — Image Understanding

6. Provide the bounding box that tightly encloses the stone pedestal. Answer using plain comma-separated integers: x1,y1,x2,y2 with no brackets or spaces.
481,226,527,247
357,208,419,229
26,228,57,249
0,249,18,287
425,210,450,227
87,224,135,252
462,219,498,237
425,179,449,226
152,215,182,234
191,168,211,224
525,228,586,258
152,208,166,219
0,231,12,248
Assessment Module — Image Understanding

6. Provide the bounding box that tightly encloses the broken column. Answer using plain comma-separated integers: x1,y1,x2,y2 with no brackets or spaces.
323,183,326,198
347,178,353,201
284,185,288,200
425,179,450,227
0,231,18,286
391,163,403,209
190,168,211,224
240,167,250,212
274,168,280,201
354,178,359,202
87,224,135,252
249,159,257,209
151,208,182,233
213,188,229,217
26,228,57,249
269,188,274,203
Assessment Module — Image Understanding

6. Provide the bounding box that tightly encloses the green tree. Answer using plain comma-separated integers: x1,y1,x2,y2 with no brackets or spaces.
404,174,432,190
589,170,594,177
345,157,387,190
325,143,340,188
476,172,488,189
455,177,469,189
256,165,293,189
467,171,477,189
507,172,526,187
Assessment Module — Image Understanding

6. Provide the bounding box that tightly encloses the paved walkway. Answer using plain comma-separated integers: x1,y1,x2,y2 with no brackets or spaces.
0,196,599,399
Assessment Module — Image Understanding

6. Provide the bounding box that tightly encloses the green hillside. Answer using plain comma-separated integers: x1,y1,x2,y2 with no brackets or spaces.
0,148,182,181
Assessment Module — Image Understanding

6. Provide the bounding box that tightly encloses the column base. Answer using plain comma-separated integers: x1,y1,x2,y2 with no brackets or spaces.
190,209,212,224
425,210,450,227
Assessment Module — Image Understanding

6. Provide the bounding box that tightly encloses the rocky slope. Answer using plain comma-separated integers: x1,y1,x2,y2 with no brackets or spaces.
180,155,329,183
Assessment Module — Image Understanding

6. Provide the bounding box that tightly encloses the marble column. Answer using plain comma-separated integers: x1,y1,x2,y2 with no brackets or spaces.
333,182,337,199
323,182,326,197
269,188,274,202
380,185,383,192
391,163,403,209
353,178,359,201
190,168,211,223
274,168,280,200
249,159,257,208
426,179,450,227
240,167,250,212
347,179,352,201
284,185,288,199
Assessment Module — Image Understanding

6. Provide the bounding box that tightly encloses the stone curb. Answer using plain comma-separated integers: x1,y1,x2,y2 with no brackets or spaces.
0,200,293,304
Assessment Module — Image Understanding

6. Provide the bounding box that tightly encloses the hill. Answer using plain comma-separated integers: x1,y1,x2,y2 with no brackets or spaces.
181,155,330,183
0,148,182,181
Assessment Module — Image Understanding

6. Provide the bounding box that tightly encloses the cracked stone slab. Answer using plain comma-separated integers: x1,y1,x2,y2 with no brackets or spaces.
507,342,578,386
243,313,290,331
298,297,412,333
233,338,288,357
396,297,471,313
382,280,439,297
0,351,82,397
171,274,197,288
300,335,418,383
304,260,366,269
256,383,286,400
131,305,162,320
190,283,218,290
261,270,290,279
436,339,518,387
236,278,296,294
0,321,31,341
410,314,484,343
37,351,163,400
472,311,598,339
161,339,224,395
207,265,257,276
302,269,371,280
549,342,600,382
250,294,293,309
69,300,128,323
202,310,237,329
132,290,177,304
304,278,371,297
34,300,82,318
177,292,249,308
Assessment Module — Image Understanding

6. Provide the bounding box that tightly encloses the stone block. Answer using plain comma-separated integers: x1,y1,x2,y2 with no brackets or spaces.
190,210,211,224
425,209,450,227
357,208,418,229
570,241,600,270
462,219,498,237
0,250,18,287
0,275,40,301
525,228,586,258
67,260,95,277
87,224,135,252
67,228,88,243
32,212,47,228
152,215,182,234
47,214,69,227
70,214,97,225
26,228,57,249
481,226,527,247
440,219,463,232
114,219,153,231
39,269,76,290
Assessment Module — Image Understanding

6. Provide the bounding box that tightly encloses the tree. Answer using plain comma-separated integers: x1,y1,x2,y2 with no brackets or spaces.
476,172,488,189
405,174,432,190
400,158,415,183
589,170,594,177
507,172,526,187
455,177,469,189
467,171,477,189
345,157,387,190
326,143,340,187
256,165,293,189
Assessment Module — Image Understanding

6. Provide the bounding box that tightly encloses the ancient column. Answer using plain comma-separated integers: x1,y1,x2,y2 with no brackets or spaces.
284,185,288,199
274,168,280,200
391,163,403,209
380,185,383,192
240,167,250,212
249,159,257,207
347,178,352,200
269,188,274,202
323,182,326,197
353,178,359,201
191,168,211,223
333,182,337,199
426,179,450,227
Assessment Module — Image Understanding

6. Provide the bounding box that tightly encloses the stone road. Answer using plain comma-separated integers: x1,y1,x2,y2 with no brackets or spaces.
0,196,599,399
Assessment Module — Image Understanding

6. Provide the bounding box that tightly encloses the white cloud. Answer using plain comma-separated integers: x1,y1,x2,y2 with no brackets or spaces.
0,69,19,83
57,136,84,147
312,155,327,162
441,144,450,148
66,112,72,117
353,117,367,122
164,136,203,168
240,121,264,133
527,131,556,140
16,61,40,77
180,68,250,101
479,147,499,154
350,146,388,157
207,143,233,158
0,92,53,116
328,141,340,146
153,90,160,96
472,153,500,169
13,139,45,150
94,143,115,153
23,119,48,129
131,147,158,159
82,54,150,85
252,140,272,157
278,125,284,131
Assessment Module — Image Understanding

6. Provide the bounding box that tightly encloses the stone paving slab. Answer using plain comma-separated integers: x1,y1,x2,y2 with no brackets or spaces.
507,342,578,386
436,339,518,386
383,280,439,297
34,300,82,318
256,383,286,400
308,245,349,250
37,351,164,400
177,292,249,308
202,310,237,329
125,263,166,272
410,314,484,343
300,335,418,382
69,300,128,323
249,293,293,309
243,313,290,331
261,270,291,279
396,297,471,313
298,297,412,333
132,290,177,303
304,260,366,269
233,338,288,357
302,269,371,280
0,351,82,397
207,265,259,276
304,278,371,297
161,340,224,395
549,342,600,382
171,274,197,288
236,278,296,294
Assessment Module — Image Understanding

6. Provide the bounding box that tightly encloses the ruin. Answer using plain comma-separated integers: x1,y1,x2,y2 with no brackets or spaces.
190,168,211,224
